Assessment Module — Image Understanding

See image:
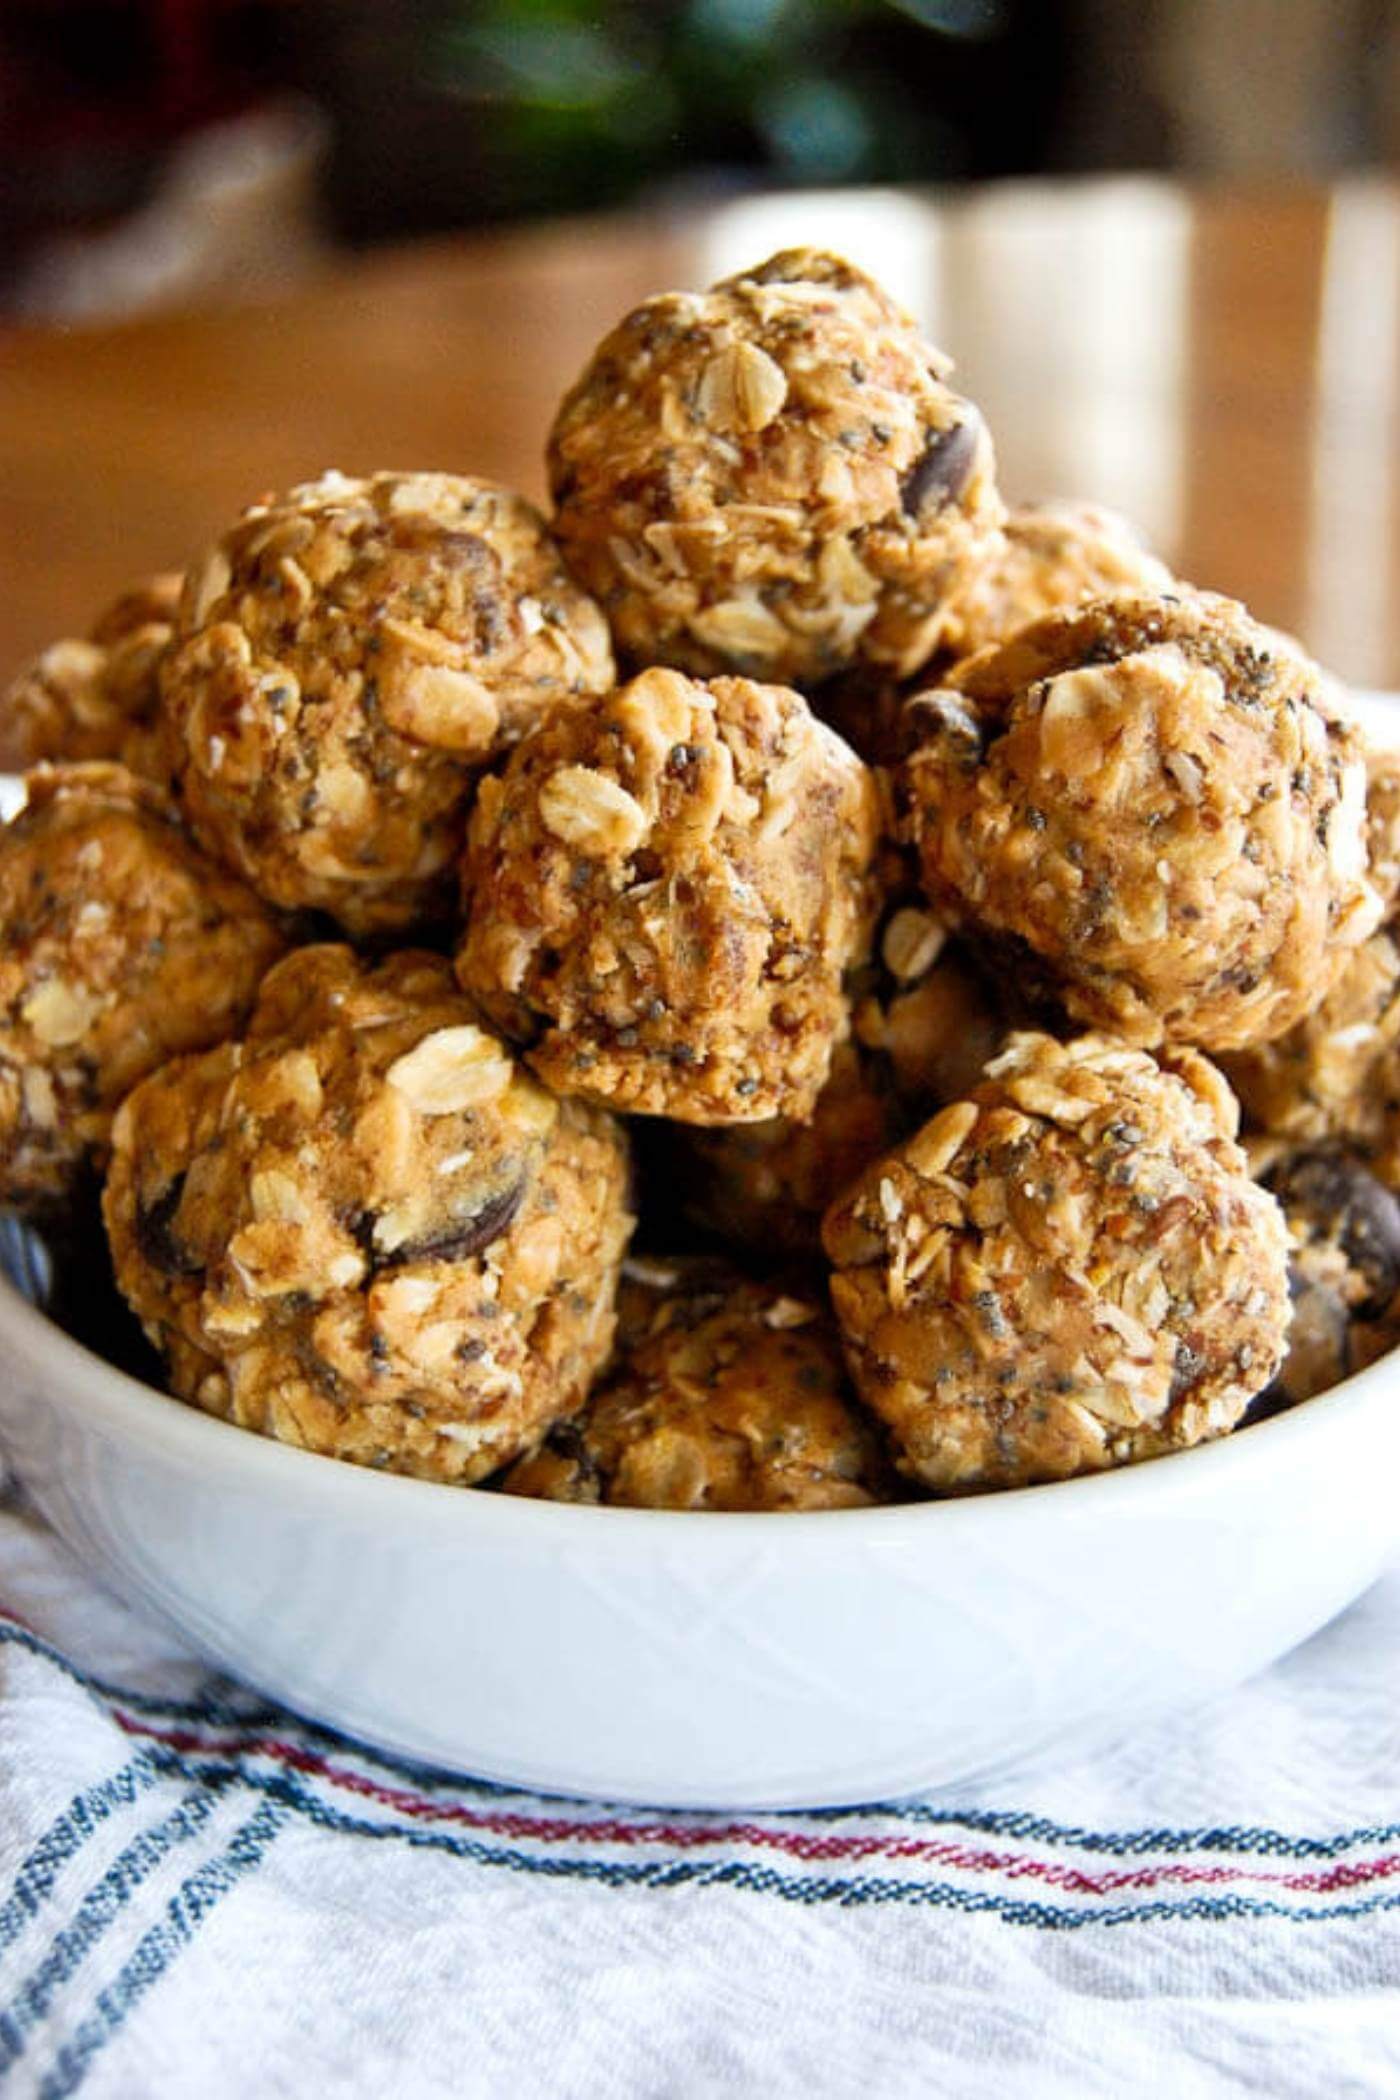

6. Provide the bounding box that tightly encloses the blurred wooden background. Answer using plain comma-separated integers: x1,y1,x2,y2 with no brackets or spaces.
3,177,1399,687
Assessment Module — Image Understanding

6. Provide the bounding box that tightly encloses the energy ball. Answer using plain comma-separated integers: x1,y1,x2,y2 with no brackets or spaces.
903,591,1380,1052
822,1032,1291,1492
677,922,1004,1259
160,470,615,934
0,763,284,1210
1222,750,1400,1161
813,497,1169,761
456,666,880,1122
1220,926,1400,1166
1,573,180,777
1365,747,1400,911
103,947,634,1486
1256,1146,1400,1406
938,501,1174,665
809,666,916,770
548,246,1003,687
503,1257,887,1510
852,912,1008,1106
674,1039,907,1261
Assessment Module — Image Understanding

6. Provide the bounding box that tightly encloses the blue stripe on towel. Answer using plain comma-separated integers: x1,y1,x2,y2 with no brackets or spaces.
0,1788,225,2077
32,1799,288,2100
87,1743,1400,1934
0,1755,168,1957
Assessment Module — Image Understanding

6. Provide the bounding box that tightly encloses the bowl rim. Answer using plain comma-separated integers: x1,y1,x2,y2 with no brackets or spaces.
5,686,1399,1549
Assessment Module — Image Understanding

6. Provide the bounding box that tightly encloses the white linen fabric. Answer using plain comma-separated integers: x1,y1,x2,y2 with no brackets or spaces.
1,1477,1399,2100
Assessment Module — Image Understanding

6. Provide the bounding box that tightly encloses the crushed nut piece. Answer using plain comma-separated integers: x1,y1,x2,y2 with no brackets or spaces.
387,1025,515,1115
539,767,649,857
696,340,789,433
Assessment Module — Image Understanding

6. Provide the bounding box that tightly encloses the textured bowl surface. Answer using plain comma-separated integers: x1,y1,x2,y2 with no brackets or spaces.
2,694,1399,1812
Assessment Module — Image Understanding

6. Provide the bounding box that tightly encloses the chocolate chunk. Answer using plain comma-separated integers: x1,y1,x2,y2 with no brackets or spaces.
382,1178,527,1268
1263,1272,1351,1410
134,1175,200,1277
1264,1148,1400,1317
539,1416,604,1497
901,420,979,517
960,923,1064,1025
905,688,987,768
1241,1381,1299,1427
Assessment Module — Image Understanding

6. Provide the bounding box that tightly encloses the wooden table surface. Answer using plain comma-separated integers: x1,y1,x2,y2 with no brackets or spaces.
3,178,1400,687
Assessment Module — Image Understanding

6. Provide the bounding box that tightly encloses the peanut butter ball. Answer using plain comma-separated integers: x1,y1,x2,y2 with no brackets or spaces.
503,1258,887,1510
0,764,284,1210
1,573,179,778
457,667,879,1123
823,1032,1291,1492
674,1038,906,1261
903,591,1380,1051
852,913,1008,1107
548,247,1003,686
813,497,1170,761
103,947,634,1485
160,471,614,934
1221,926,1400,1167
809,666,916,770
677,920,1004,1260
938,501,1174,665
1256,1145,1400,1407
1221,748,1400,1163
1365,746,1400,912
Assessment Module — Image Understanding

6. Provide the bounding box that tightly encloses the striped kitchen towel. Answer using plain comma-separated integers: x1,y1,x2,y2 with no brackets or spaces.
2,1480,1400,2100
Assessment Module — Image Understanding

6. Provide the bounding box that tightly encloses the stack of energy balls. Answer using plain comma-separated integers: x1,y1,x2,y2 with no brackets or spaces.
2,246,1395,1512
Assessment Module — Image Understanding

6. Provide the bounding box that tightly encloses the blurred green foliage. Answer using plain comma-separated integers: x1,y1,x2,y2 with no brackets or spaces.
418,0,1036,219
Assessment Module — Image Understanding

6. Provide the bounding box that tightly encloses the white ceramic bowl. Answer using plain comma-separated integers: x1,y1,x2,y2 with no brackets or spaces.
1,694,1398,1812
4,1272,1400,1809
